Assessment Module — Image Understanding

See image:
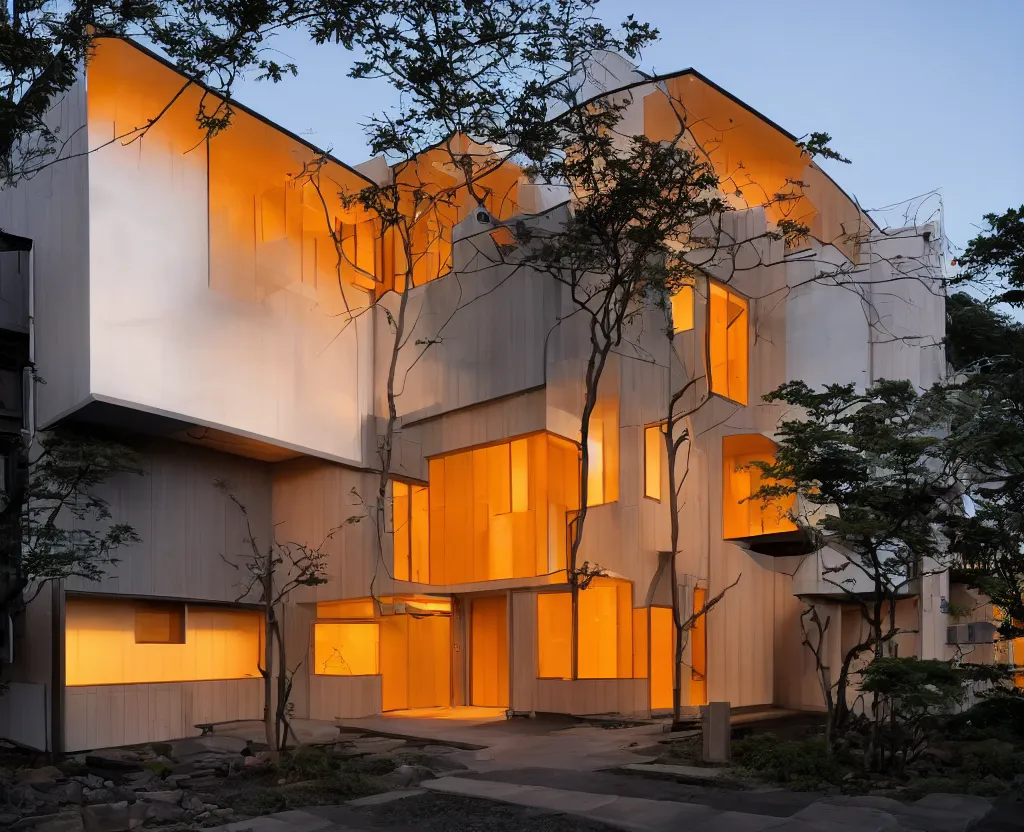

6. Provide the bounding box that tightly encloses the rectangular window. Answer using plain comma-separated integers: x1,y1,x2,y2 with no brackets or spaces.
134,602,186,644
644,424,663,500
511,438,529,513
586,406,619,508
537,592,572,679
587,419,605,506
67,598,260,686
577,578,633,680
708,282,748,405
392,481,430,583
313,622,380,676
722,434,797,539
671,285,694,332
650,606,673,710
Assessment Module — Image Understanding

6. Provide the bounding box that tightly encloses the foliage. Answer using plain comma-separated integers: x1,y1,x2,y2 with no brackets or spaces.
754,380,960,753
859,658,974,769
732,733,842,789
954,206,1024,305
0,429,142,615
946,692,1024,740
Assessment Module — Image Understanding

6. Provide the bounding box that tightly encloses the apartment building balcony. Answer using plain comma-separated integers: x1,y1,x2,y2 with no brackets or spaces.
790,543,919,599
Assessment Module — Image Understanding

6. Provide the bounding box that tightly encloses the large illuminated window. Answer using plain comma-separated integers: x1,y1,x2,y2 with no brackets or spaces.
586,405,619,507
709,282,748,405
66,597,261,686
536,578,634,680
426,434,580,585
392,481,430,583
650,606,674,710
644,424,663,501
313,622,380,676
722,434,797,539
671,284,694,332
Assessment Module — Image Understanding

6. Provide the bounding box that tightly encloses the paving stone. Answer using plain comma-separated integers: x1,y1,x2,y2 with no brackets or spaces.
347,788,425,807
12,810,85,832
81,802,130,832
17,767,66,786
619,762,732,781
791,802,901,830
379,764,435,788
257,809,335,832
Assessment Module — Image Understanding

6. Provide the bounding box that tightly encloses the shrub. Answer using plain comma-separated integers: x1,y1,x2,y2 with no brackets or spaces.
732,733,842,789
276,745,336,781
947,695,1024,740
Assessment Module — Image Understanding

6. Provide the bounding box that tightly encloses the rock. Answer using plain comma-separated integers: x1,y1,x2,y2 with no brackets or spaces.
102,782,113,789
83,751,143,771
164,774,189,787
170,736,248,757
73,775,105,790
137,790,182,804
83,788,117,805
210,809,233,819
0,813,20,827
127,804,147,831
184,796,205,813
141,802,184,824
121,771,156,788
12,810,84,832
17,767,66,786
57,781,84,805
81,802,129,832
379,764,435,788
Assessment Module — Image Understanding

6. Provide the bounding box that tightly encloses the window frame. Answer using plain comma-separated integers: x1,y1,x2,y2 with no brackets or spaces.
708,281,749,406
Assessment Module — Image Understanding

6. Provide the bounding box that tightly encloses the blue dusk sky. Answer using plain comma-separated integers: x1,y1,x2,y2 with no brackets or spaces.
229,0,1023,261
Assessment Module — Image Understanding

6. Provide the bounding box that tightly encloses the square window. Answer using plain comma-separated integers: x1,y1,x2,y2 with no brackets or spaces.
134,602,186,644
708,282,748,405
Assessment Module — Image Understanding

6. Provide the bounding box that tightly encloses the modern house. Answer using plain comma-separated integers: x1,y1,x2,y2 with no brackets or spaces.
0,37,955,754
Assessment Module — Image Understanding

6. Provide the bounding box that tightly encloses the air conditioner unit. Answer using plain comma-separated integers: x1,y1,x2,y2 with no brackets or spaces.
946,624,969,645
947,622,998,645
968,621,997,644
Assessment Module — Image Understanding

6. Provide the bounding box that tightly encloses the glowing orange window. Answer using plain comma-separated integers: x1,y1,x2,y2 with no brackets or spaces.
709,282,748,405
671,285,694,332
722,434,797,539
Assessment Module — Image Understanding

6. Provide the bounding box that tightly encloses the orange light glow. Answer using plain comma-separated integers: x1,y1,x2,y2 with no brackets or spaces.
380,613,451,711
671,285,694,333
577,578,633,680
586,402,619,507
66,597,261,686
425,434,579,585
537,592,572,679
317,598,377,619
392,482,430,583
709,282,748,405
470,596,509,707
722,434,797,539
644,425,663,501
314,622,379,676
650,606,674,710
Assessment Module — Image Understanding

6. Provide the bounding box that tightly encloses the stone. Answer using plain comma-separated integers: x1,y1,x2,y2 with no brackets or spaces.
73,775,105,790
141,802,184,824
81,802,130,832
168,736,248,757
340,737,406,756
127,804,147,831
83,751,143,771
211,808,233,818
185,796,205,813
0,813,20,827
12,810,85,832
380,765,435,789
122,771,156,788
83,788,117,806
57,781,84,805
164,774,189,786
138,790,182,804
702,702,731,764
17,767,66,786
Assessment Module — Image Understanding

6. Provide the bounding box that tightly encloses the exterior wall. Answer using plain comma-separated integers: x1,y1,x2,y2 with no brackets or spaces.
66,440,272,603
0,75,91,425
65,679,262,752
81,38,375,465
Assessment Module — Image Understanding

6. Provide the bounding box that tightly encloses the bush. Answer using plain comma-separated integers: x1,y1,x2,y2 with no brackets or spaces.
276,745,337,781
732,733,842,789
946,695,1024,740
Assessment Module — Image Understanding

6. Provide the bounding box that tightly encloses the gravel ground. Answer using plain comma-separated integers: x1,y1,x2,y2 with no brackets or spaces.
359,792,617,831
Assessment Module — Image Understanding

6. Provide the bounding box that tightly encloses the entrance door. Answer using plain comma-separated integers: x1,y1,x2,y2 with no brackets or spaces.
380,613,452,711
470,595,509,707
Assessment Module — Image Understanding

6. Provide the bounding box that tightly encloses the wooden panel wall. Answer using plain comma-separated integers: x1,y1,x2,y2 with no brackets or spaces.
534,679,648,717
0,683,48,751
308,675,382,720
64,440,272,604
65,678,263,751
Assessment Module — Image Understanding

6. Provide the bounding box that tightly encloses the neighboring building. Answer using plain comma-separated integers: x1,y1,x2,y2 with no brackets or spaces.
0,37,954,753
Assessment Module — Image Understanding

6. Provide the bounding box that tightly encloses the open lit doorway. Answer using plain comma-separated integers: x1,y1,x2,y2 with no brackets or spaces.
469,595,509,708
